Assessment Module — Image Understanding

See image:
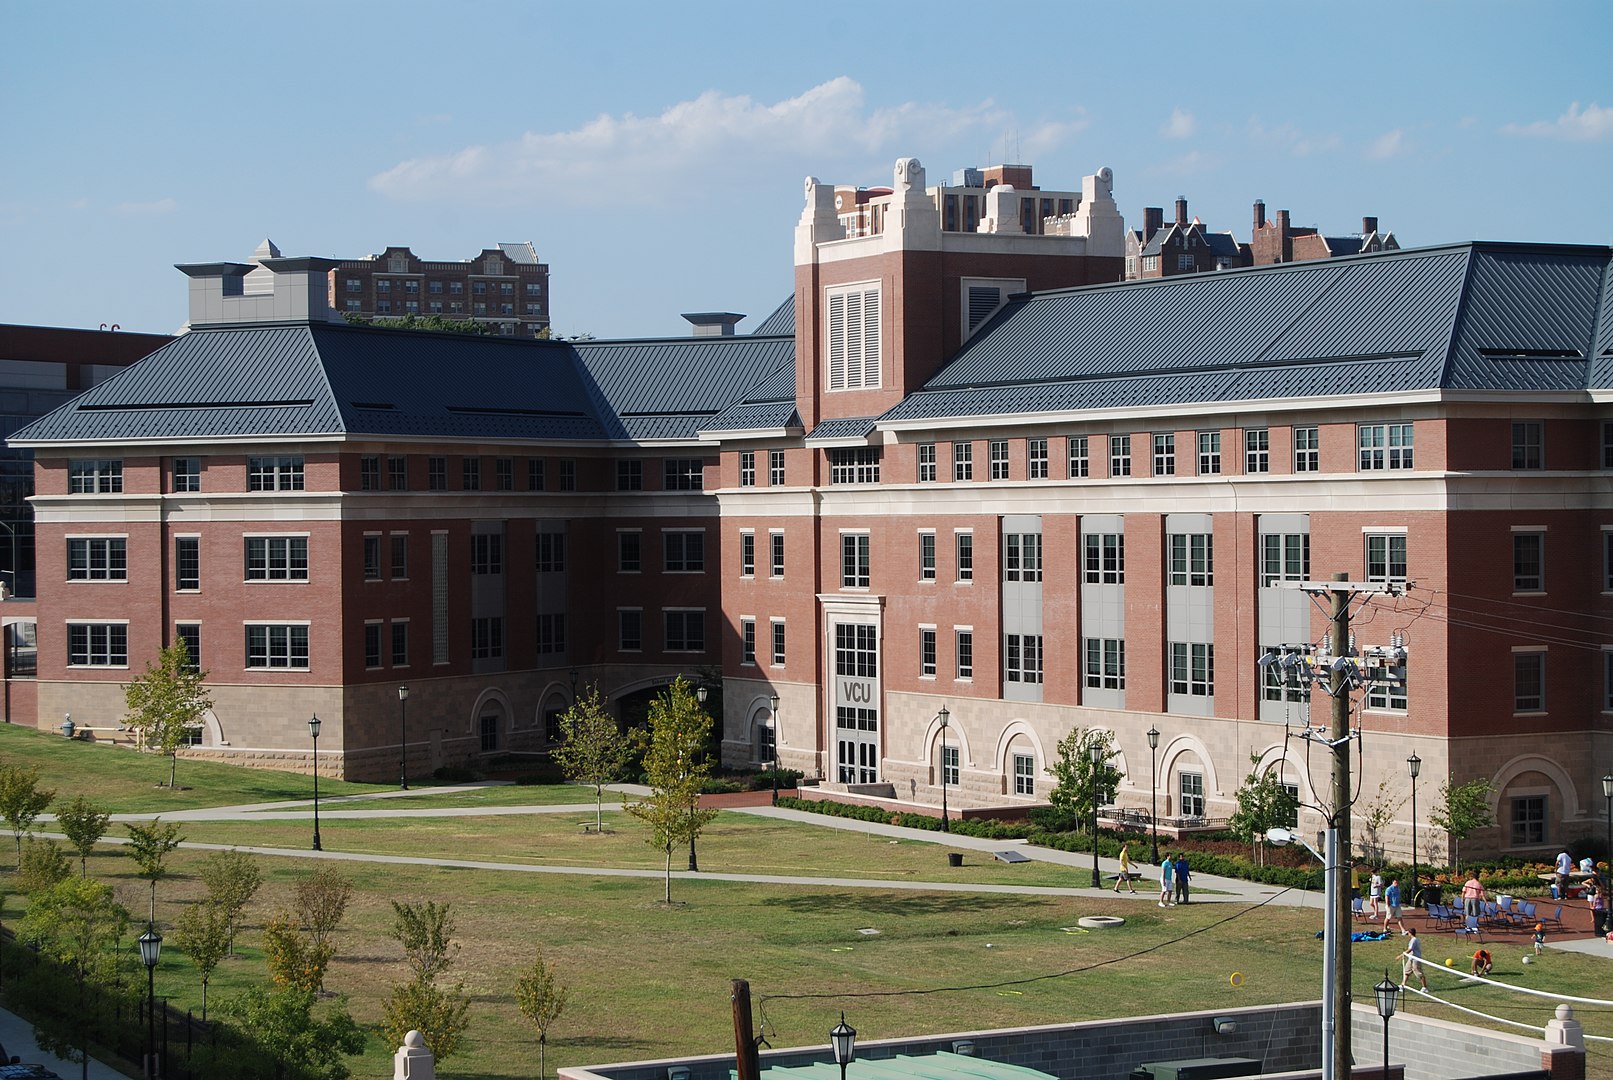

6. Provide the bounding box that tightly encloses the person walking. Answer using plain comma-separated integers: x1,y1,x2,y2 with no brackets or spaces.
1383,877,1407,934
1159,855,1174,907
1174,853,1191,904
1461,873,1486,917
1114,842,1136,893
1368,869,1384,918
1401,928,1427,990
1588,883,1607,936
1554,849,1574,900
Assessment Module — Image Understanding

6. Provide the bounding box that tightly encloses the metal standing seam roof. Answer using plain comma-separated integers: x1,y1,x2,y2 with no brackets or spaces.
700,401,801,433
571,335,796,440
753,295,796,337
805,417,879,442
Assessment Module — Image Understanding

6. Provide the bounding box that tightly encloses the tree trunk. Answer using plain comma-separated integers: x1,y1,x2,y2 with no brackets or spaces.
663,843,673,904
169,753,177,790
594,786,604,832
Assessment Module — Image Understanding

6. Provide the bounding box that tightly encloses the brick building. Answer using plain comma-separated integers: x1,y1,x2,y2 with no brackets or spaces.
1249,200,1398,265
322,239,550,337
8,157,1610,864
1124,196,1247,279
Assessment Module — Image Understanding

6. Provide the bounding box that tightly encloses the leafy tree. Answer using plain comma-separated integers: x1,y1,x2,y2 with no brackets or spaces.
1227,755,1299,864
389,899,458,981
55,794,110,876
343,312,493,336
0,763,55,866
125,819,185,924
123,639,213,789
293,866,352,953
379,977,471,1063
1045,728,1122,832
1429,777,1495,874
199,848,263,956
215,986,365,1080
174,901,231,1019
551,684,631,832
19,876,130,1071
515,948,569,1080
1356,776,1404,864
262,911,333,994
624,678,719,903
17,837,71,894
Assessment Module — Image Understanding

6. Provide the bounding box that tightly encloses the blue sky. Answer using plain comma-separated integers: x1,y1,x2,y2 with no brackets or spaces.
3,1,1610,340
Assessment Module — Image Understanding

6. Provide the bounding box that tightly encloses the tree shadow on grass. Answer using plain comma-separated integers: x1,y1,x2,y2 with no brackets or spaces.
758,892,1056,917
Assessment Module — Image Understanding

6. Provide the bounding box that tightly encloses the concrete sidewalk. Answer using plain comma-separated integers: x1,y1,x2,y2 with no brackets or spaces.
0,1006,130,1079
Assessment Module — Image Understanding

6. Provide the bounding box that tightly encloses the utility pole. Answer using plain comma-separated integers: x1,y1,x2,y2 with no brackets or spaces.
732,979,760,1080
1326,573,1353,1080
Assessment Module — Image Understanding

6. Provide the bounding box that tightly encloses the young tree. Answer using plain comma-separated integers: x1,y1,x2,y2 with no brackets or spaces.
389,899,459,981
124,819,185,924
173,901,231,1019
55,795,110,877
215,986,365,1080
551,684,631,832
380,978,471,1063
515,948,569,1080
123,639,213,789
624,678,719,903
1227,755,1300,864
199,848,262,956
262,911,334,994
1357,776,1404,864
1045,728,1122,831
0,763,55,867
293,866,352,953
1429,777,1495,875
17,837,71,894
19,876,130,1070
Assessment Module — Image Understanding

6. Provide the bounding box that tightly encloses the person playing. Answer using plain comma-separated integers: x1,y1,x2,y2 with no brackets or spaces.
1159,855,1174,907
1368,869,1384,918
1383,877,1407,934
1470,948,1492,976
1461,874,1486,917
1588,884,1606,937
1114,842,1136,893
1532,922,1546,955
1401,928,1427,990
1174,853,1191,905
1554,849,1574,900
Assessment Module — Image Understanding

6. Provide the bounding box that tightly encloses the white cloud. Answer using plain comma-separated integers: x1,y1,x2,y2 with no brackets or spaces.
1161,107,1195,139
1245,117,1341,157
110,198,177,216
1366,129,1406,160
1501,101,1613,142
369,78,1042,205
1145,150,1215,177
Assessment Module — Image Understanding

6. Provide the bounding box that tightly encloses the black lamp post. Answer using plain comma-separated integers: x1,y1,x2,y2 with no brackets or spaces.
937,705,950,832
769,693,781,806
1090,741,1104,889
309,714,322,851
830,1012,857,1080
138,925,162,1079
1147,726,1161,865
1407,753,1421,904
1374,968,1398,1074
689,684,708,872
1602,772,1613,903
397,685,410,790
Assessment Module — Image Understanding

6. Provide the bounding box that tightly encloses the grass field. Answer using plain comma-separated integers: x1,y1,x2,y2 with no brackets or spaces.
3,724,1611,1080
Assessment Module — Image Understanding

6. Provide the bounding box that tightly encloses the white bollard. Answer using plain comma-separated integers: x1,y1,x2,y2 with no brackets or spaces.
394,1030,435,1080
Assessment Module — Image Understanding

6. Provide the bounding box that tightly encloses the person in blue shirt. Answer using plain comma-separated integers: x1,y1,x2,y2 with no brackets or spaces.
1382,877,1406,934
1174,854,1190,904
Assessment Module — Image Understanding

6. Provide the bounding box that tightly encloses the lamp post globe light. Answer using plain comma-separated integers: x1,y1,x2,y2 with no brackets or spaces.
138,925,162,1079
1089,741,1104,889
1374,968,1399,1074
397,685,410,790
1147,726,1161,864
936,705,950,833
769,693,781,806
309,714,323,852
829,1012,857,1080
1603,772,1612,899
1406,753,1421,902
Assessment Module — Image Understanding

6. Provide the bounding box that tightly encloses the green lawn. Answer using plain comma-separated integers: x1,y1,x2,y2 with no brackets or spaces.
3,723,1610,1080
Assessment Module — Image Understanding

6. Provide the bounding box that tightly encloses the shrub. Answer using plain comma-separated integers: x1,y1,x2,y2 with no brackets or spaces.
432,765,479,784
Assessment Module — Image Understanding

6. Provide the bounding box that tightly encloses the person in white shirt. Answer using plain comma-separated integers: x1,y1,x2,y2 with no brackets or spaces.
1555,850,1574,898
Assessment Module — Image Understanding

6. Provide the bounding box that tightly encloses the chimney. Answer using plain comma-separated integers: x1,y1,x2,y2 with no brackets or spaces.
1253,200,1266,230
1175,196,1189,226
1143,207,1164,242
1276,209,1290,232
1362,216,1378,235
681,312,745,337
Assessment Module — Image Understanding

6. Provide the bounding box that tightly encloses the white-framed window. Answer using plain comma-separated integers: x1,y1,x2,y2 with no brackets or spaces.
919,531,936,581
1358,423,1414,470
1170,642,1214,696
364,623,383,669
835,623,878,677
1084,533,1124,584
559,459,576,491
245,536,309,581
1110,435,1132,476
826,282,881,390
770,532,785,578
1004,533,1043,582
1197,431,1221,475
739,451,756,487
69,459,122,493
536,533,565,573
953,442,973,481
176,624,202,673
740,531,756,578
989,440,1010,480
663,459,704,490
664,530,706,573
771,619,786,667
1261,533,1309,587
829,448,880,485
941,743,959,786
470,534,503,575
1294,426,1319,472
1511,795,1546,847
741,618,756,665
955,629,974,679
1004,633,1044,684
769,450,785,486
173,457,201,492
955,531,973,582
618,608,643,652
391,620,408,666
1085,638,1126,690
919,627,936,677
528,458,545,491
245,623,309,669
617,460,643,491
1013,753,1036,796
1245,429,1269,473
1069,435,1090,478
1513,531,1544,592
1366,675,1408,711
1514,650,1546,712
1179,772,1205,817
175,536,200,591
1511,421,1543,470
471,616,504,660
1027,438,1049,479
1260,642,1308,703
248,455,305,491
67,537,126,581
917,443,937,482
841,533,870,588
1153,433,1176,475
1365,532,1408,583
67,623,128,667
617,530,641,573
1169,533,1213,586
363,535,382,580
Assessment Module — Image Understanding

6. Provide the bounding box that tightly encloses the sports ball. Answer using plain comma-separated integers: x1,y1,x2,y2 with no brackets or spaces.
1522,955,1534,964
1444,958,1454,966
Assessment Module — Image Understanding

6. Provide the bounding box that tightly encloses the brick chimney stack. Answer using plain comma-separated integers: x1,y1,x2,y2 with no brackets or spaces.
1253,200,1266,231
1143,207,1164,242
1175,196,1189,226
1362,216,1378,235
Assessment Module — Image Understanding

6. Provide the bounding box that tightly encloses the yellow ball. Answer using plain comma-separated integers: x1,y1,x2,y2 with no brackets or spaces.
1444,958,1455,966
